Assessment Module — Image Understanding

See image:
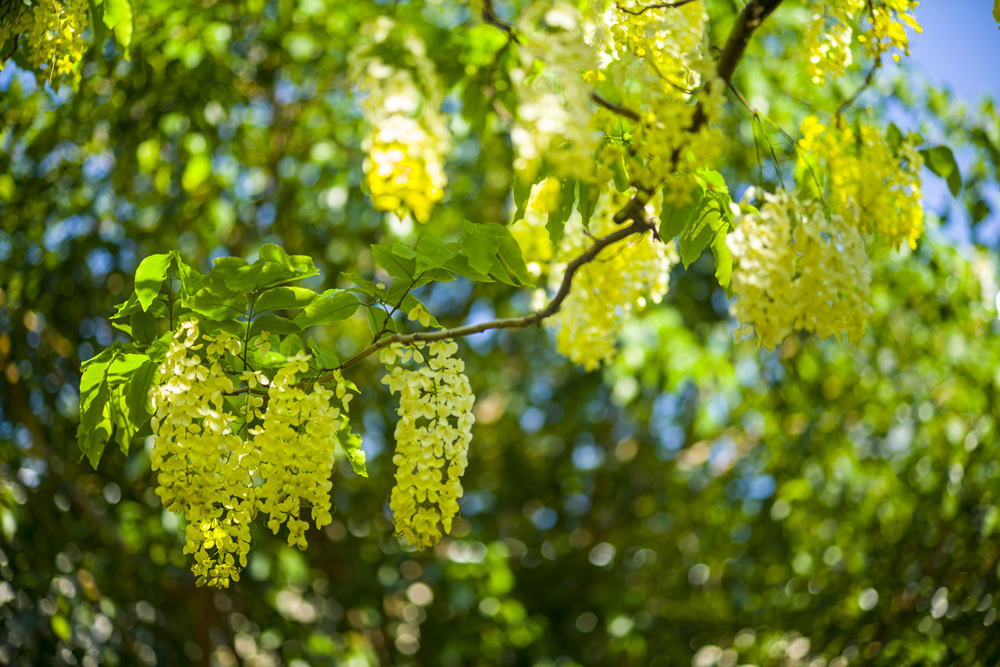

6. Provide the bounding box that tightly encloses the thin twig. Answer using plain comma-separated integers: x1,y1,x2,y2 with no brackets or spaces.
319,218,656,377
591,93,641,122
615,0,700,16
835,58,880,118
482,0,520,44
613,0,787,226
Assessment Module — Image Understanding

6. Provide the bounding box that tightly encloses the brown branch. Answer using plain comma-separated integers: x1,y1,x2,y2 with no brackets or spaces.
308,218,657,378
482,0,520,44
613,0,786,226
716,0,785,85
615,0,700,16
835,57,881,118
591,93,641,122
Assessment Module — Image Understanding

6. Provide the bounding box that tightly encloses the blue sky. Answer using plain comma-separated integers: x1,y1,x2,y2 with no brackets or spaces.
908,2,1000,103
895,2,1000,245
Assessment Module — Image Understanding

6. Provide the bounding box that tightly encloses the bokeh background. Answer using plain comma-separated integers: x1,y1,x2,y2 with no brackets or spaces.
2,1,1000,665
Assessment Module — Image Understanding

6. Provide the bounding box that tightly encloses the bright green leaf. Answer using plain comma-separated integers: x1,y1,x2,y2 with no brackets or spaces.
134,253,172,312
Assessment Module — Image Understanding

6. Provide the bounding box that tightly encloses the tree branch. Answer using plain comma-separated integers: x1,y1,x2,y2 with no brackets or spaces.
715,0,785,85
591,93,641,121
835,57,881,118
482,0,520,44
612,0,786,225
314,218,656,377
615,0,701,17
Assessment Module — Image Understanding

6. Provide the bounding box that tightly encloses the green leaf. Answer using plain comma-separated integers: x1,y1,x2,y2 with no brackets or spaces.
294,289,361,328
661,169,732,271
341,273,384,300
255,244,318,287
611,156,630,192
113,0,133,52
88,0,108,46
125,359,157,425
495,225,534,287
307,337,339,370
365,307,397,338
919,145,962,196
102,0,128,29
886,123,903,152
462,221,501,275
250,313,301,337
415,234,459,274
577,181,600,231
710,226,733,297
108,353,150,382
660,186,705,243
546,179,577,247
372,244,417,280
212,256,255,293
339,428,368,478
129,310,157,345
254,286,317,313
134,253,172,312
511,177,533,225
78,368,111,468
185,287,249,320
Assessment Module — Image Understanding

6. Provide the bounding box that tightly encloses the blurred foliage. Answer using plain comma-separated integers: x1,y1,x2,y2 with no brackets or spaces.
2,0,1000,665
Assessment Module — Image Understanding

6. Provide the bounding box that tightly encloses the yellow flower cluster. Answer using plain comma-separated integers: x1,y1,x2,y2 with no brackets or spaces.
255,356,352,550
600,0,707,93
380,340,475,549
727,190,872,350
350,18,450,223
150,319,357,587
801,0,921,84
590,1,724,205
548,186,677,371
0,0,88,83
149,320,255,588
798,116,924,249
860,0,922,62
512,0,601,181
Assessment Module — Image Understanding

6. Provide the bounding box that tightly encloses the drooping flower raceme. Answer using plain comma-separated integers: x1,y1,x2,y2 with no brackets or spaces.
149,319,255,588
255,356,354,550
798,116,924,249
150,319,358,587
0,0,88,83
512,0,602,181
381,340,475,549
547,185,678,371
727,190,872,350
350,17,451,223
801,0,921,84
588,0,724,205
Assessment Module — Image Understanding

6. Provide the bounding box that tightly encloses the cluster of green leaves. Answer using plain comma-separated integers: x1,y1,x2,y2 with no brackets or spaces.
76,244,361,466
76,219,536,468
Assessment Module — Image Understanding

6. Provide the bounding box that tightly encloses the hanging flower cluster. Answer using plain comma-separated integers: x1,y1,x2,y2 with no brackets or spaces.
798,116,924,249
350,17,451,223
381,340,475,549
511,1,602,181
590,0,724,205
727,191,872,350
149,320,256,588
0,0,88,82
801,0,921,84
255,359,353,550
547,186,677,371
149,319,358,587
